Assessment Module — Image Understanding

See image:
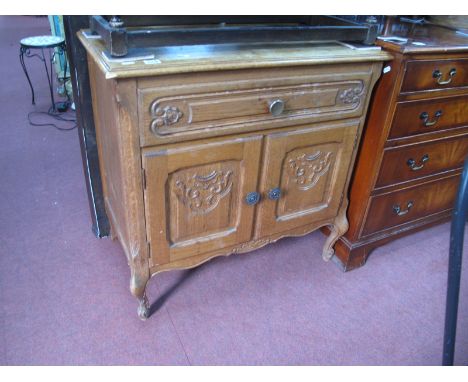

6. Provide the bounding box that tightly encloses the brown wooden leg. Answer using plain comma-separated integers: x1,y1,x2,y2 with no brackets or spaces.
137,292,150,320
322,203,349,261
332,240,371,272
130,267,150,320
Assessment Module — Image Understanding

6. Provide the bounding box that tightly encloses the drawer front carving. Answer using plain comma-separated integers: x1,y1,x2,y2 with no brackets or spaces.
147,82,364,136
377,134,468,188
362,175,460,237
142,136,262,266
401,59,468,93
138,64,373,146
255,119,359,238
389,95,468,139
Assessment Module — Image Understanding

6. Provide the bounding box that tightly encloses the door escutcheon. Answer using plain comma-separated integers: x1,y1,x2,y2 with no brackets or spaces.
245,192,261,205
268,187,282,200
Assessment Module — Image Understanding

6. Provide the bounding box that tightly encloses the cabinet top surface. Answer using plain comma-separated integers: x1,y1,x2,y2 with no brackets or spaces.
377,23,468,54
78,30,391,79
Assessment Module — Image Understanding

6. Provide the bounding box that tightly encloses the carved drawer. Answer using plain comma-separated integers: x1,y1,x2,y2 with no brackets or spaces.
401,59,468,94
137,64,374,146
376,134,468,188
389,95,468,140
362,174,459,237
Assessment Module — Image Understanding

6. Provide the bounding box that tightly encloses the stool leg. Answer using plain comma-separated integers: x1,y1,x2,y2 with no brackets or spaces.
443,157,468,365
19,47,35,105
42,48,56,112
61,43,69,101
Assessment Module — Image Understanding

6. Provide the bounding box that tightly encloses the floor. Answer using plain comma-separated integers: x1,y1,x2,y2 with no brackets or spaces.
1,16,467,366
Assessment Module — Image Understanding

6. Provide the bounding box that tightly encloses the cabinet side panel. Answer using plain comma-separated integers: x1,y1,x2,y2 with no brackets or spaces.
115,79,150,270
88,58,130,254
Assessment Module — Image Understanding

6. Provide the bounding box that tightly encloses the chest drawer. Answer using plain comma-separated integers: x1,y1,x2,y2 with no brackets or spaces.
401,59,468,94
376,135,468,188
362,174,459,237
137,64,374,146
389,95,468,140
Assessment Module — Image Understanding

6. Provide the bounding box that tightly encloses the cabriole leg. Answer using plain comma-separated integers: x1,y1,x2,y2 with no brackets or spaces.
322,204,349,261
130,269,150,321
137,292,150,321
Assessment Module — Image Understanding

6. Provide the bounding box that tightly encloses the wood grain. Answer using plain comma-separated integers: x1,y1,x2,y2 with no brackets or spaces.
389,95,468,140
142,135,262,266
362,174,459,237
401,59,468,93
376,134,468,188
137,63,373,147
255,119,359,238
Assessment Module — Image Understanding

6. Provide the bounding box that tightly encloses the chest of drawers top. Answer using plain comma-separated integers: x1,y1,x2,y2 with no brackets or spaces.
377,23,468,55
377,24,468,98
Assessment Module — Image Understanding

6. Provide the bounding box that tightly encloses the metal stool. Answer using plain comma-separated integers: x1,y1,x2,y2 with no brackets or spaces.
19,35,68,112
442,156,468,365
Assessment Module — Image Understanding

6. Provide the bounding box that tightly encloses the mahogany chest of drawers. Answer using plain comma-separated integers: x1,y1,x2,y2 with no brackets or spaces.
79,32,389,319
329,23,468,271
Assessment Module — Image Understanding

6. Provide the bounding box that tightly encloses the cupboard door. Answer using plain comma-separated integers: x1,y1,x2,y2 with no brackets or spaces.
143,136,262,266
255,120,359,238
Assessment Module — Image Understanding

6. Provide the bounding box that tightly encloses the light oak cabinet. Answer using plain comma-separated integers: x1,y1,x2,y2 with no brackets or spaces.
79,33,389,319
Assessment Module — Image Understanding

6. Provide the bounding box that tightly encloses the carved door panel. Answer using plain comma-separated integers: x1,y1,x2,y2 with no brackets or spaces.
255,120,359,238
143,136,262,266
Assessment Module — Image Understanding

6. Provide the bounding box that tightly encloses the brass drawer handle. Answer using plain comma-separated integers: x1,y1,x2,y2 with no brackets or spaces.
268,187,282,200
420,110,442,127
432,68,457,85
407,154,429,171
245,192,260,205
393,201,414,216
269,99,285,117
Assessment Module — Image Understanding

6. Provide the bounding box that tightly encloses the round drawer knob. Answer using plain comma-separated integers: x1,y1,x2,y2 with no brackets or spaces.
269,99,285,117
